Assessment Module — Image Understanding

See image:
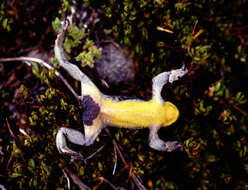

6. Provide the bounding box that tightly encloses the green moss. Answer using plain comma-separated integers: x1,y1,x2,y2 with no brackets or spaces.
2,0,248,189
0,2,13,31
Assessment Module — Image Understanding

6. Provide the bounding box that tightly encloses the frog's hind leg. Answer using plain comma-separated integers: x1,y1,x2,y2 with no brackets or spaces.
148,126,182,151
56,127,86,161
152,65,188,103
56,117,104,161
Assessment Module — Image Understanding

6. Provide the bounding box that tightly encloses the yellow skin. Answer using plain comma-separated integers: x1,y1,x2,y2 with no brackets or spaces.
102,99,179,128
54,20,188,160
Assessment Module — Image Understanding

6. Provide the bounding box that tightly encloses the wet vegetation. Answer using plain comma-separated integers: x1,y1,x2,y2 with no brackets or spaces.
0,0,248,189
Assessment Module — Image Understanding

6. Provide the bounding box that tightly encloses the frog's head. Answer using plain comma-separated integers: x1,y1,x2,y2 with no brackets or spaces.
162,101,179,127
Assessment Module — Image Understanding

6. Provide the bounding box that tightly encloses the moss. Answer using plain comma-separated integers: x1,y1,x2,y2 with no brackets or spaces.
1,0,248,189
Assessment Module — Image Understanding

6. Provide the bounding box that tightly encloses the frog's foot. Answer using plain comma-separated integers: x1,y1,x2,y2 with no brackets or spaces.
56,127,87,163
149,127,182,151
152,64,188,103
168,65,188,83
149,138,182,152
164,141,182,152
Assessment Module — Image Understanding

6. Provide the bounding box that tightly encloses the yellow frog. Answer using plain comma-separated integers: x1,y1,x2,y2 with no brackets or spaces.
54,20,188,160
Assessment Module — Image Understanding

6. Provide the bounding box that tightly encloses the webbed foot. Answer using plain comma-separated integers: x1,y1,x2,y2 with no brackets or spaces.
164,141,182,152
56,127,87,161
168,65,188,83
149,137,182,152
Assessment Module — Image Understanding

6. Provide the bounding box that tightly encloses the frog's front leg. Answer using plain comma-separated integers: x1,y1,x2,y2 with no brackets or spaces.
149,126,181,151
152,65,188,103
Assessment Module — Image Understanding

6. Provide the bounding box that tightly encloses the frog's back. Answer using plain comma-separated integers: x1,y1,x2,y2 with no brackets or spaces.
102,99,167,127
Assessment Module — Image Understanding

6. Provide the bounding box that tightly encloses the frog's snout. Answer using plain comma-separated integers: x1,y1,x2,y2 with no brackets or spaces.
164,101,179,126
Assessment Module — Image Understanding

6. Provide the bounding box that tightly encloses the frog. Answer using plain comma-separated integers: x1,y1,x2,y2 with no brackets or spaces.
54,19,188,161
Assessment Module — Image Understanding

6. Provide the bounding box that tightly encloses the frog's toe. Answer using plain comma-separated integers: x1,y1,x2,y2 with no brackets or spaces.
164,141,182,152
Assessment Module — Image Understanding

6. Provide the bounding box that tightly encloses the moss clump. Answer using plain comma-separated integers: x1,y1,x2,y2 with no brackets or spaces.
1,0,247,189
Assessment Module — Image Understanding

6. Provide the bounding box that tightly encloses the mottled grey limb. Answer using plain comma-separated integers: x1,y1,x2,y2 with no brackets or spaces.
56,127,86,160
152,71,171,103
56,126,105,163
54,19,99,91
149,126,164,151
164,141,182,152
149,126,181,151
168,65,188,83
152,65,188,103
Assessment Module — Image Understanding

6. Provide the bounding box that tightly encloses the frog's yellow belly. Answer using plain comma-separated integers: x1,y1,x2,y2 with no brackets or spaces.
102,99,168,128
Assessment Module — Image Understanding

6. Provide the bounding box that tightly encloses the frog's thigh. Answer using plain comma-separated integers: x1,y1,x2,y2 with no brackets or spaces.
84,117,104,146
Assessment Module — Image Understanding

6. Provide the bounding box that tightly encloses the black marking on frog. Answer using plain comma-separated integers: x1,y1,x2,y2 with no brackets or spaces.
82,95,100,125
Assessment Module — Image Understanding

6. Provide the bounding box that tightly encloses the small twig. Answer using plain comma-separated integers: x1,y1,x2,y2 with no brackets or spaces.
64,168,91,190
0,57,80,101
114,163,129,178
233,105,248,118
62,169,71,190
87,9,96,26
112,143,117,175
127,162,133,182
19,128,31,138
156,26,173,34
85,145,104,161
191,20,203,40
193,29,204,40
100,177,120,190
5,118,25,170
5,151,14,171
104,128,146,190
192,20,198,35
0,148,3,164
93,177,103,190
5,118,17,142
94,177,121,190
